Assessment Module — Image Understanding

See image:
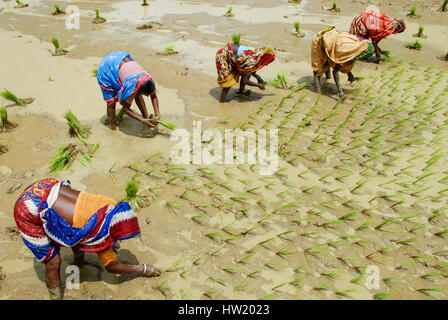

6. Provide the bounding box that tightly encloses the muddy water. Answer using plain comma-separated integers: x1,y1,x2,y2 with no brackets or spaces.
1,0,448,300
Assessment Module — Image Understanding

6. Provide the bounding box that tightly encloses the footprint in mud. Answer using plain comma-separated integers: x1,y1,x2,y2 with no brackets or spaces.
136,22,163,30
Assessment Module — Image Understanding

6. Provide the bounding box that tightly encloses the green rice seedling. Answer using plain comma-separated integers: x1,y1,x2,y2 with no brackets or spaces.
406,40,422,50
441,0,448,11
0,142,8,154
153,278,171,297
122,179,148,209
159,45,177,56
234,279,248,292
374,291,391,300
191,215,206,224
413,26,427,38
51,37,68,56
206,231,221,241
271,282,288,290
167,175,181,185
417,287,444,296
210,246,224,256
48,144,78,173
421,271,443,281
248,269,263,278
293,21,305,37
239,253,254,264
0,107,17,132
350,274,366,284
14,0,28,8
64,110,89,138
374,217,398,230
288,0,302,3
52,4,65,15
203,290,215,298
91,68,98,77
141,0,148,6
166,201,180,214
1,89,33,106
92,8,106,24
396,236,419,245
276,248,295,256
232,34,241,45
268,73,288,89
224,6,233,17
166,257,186,272
313,282,333,291
438,52,448,61
407,6,419,17
327,2,340,12
351,180,367,194
434,229,448,237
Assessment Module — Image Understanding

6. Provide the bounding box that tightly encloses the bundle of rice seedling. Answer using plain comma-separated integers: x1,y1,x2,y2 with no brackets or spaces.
64,110,89,138
92,8,106,24
232,34,241,45
14,0,28,8
294,21,305,37
223,6,233,17
0,142,8,154
407,6,419,17
406,40,422,50
159,45,177,55
413,26,427,38
48,144,78,173
441,0,448,11
52,4,65,15
141,0,148,6
122,179,148,209
91,68,98,77
1,89,33,106
268,73,288,89
51,37,68,56
156,119,176,130
327,2,341,12
0,107,17,132
116,107,125,123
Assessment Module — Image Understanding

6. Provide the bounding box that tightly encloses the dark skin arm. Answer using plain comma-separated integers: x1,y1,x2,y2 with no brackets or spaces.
237,74,265,95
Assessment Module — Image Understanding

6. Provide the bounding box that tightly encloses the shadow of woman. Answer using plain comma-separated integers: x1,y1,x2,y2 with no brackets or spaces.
32,247,152,296
99,115,170,139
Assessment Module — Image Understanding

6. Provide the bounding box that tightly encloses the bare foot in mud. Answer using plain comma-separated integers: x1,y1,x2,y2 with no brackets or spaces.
236,89,252,96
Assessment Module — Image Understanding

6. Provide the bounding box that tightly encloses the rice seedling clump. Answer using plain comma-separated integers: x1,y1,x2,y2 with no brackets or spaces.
92,9,106,24
52,4,65,15
0,107,17,132
64,110,90,139
48,144,78,173
1,89,33,106
51,37,68,56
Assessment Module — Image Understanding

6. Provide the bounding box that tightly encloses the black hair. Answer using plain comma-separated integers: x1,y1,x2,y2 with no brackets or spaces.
140,79,155,94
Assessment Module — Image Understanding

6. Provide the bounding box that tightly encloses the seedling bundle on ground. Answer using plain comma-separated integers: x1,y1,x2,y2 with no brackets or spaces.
141,0,148,6
407,40,422,50
52,4,65,15
224,6,233,17
327,2,341,12
92,9,106,24
1,89,34,106
51,37,68,56
159,45,178,55
294,21,305,37
407,6,420,17
413,26,427,38
64,110,90,138
0,107,17,132
14,0,28,8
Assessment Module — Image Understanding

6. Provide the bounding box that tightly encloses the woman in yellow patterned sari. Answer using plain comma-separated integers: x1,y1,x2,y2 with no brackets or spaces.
311,27,374,99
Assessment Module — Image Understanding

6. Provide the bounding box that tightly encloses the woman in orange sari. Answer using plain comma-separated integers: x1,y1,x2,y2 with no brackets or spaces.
350,11,406,63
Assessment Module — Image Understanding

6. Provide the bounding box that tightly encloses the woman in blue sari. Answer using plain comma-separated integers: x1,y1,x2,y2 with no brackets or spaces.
97,51,160,130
